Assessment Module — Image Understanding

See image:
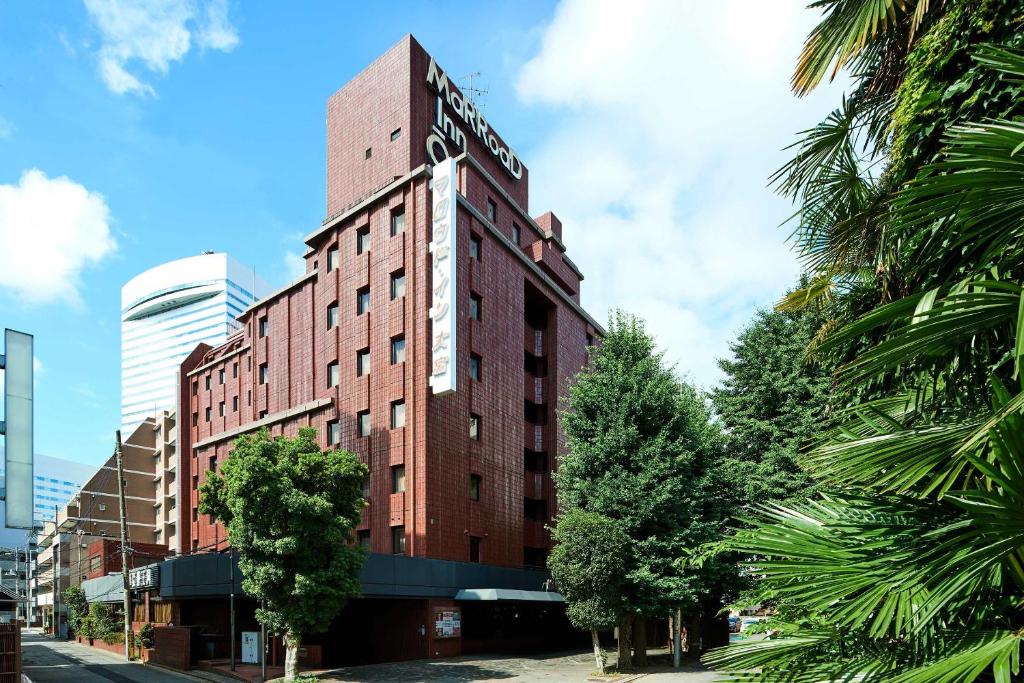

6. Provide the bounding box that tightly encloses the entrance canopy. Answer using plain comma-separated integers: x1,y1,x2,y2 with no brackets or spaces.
454,588,564,603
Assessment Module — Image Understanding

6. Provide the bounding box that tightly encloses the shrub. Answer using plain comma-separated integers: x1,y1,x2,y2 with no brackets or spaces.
139,622,154,649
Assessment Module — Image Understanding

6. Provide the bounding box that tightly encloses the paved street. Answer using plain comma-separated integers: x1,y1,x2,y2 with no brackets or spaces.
315,649,720,682
21,630,192,683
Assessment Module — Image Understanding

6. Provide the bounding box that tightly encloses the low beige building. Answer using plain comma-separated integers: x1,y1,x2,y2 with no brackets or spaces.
33,412,178,633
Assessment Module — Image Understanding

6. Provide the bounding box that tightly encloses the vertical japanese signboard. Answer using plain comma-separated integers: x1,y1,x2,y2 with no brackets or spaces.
429,158,457,395
2,329,34,529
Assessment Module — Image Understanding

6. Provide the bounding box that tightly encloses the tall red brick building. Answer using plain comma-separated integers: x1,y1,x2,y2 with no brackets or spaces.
174,35,601,664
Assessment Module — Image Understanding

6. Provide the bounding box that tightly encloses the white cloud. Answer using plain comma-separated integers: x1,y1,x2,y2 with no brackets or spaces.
517,0,845,387
283,250,306,281
83,0,239,96
0,169,117,306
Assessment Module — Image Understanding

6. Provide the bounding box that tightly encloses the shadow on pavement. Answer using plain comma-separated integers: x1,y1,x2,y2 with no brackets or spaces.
316,661,517,682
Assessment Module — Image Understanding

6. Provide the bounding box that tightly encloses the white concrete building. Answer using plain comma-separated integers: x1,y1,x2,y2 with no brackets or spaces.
120,253,271,433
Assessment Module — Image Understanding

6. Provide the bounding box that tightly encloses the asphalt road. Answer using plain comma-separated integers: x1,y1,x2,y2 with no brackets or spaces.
21,630,192,683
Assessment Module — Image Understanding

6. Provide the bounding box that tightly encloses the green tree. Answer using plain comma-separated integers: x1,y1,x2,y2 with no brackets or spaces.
199,427,368,681
549,509,629,674
557,311,728,668
704,1,1024,679
88,603,119,644
712,305,831,505
64,585,88,637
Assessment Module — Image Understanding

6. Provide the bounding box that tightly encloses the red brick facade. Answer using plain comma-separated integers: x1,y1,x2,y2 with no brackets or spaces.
85,539,171,581
179,35,599,570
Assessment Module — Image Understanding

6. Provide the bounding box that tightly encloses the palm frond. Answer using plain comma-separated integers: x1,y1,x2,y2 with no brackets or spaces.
793,0,932,96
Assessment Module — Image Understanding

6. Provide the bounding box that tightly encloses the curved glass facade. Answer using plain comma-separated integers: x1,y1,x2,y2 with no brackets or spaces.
120,254,271,432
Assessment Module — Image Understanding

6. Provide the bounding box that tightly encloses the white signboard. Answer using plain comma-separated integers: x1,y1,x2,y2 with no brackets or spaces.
429,158,458,395
241,631,260,664
3,329,34,530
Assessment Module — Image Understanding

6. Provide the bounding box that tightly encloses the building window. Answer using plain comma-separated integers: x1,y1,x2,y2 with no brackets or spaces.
390,270,406,300
357,226,370,255
470,474,481,502
191,381,198,396
391,400,405,429
470,234,481,260
469,354,481,382
392,525,406,555
470,536,481,563
327,419,340,446
391,210,405,236
357,348,370,377
390,336,406,365
512,223,521,246
470,414,481,441
218,401,225,417
259,363,269,385
210,456,218,473
391,465,405,493
205,375,211,390
390,128,402,141
205,407,211,422
358,529,371,549
524,547,548,569
327,302,338,328
259,410,268,419
259,317,269,338
219,369,225,385
486,198,496,222
328,361,340,388
357,287,370,315
232,396,239,412
192,412,198,427
327,247,339,272
358,410,371,437
247,390,252,406
469,293,481,321
365,147,372,160
232,362,238,379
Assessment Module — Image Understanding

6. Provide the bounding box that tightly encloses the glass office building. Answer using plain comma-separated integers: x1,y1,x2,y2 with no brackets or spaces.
121,253,271,433
0,451,94,547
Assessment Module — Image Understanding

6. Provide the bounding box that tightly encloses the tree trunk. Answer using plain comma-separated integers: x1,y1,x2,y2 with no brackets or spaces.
617,613,634,670
284,632,301,681
591,629,605,674
632,615,647,667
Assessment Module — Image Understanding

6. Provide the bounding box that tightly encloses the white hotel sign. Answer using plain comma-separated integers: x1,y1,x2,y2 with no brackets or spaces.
429,157,458,395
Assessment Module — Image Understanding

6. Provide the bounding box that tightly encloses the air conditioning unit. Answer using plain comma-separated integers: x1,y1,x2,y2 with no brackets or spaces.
98,504,106,512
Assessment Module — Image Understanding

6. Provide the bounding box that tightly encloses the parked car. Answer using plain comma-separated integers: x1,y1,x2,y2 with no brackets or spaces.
740,617,760,632
728,616,740,633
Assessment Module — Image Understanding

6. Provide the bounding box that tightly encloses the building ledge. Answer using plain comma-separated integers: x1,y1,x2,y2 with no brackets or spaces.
192,397,333,449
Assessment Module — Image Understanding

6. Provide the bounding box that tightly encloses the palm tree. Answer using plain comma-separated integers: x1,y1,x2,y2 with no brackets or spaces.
702,5,1024,677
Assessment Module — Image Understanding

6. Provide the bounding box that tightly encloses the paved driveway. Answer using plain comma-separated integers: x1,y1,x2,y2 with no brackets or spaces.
22,631,192,683
315,649,719,682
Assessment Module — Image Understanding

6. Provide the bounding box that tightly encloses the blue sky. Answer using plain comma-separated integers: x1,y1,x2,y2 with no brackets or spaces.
0,1,843,466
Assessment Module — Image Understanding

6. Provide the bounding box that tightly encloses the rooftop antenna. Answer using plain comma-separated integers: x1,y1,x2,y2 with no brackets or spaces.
459,72,489,111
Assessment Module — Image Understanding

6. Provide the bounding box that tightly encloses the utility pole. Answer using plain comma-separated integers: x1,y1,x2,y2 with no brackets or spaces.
115,430,132,660
52,505,59,639
260,599,266,682
26,538,31,627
